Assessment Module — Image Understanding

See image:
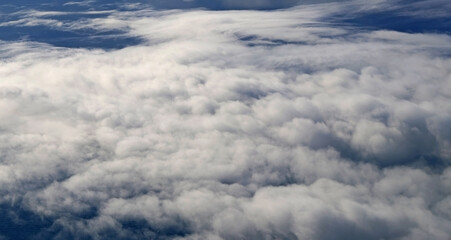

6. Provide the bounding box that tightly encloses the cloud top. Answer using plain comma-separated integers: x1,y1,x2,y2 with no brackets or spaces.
0,1,450,239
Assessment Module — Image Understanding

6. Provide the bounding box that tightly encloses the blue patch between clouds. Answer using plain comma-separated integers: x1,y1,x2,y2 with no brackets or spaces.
0,1,449,50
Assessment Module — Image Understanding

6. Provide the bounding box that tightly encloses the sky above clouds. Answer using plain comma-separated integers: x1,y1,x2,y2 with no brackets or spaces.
0,0,451,239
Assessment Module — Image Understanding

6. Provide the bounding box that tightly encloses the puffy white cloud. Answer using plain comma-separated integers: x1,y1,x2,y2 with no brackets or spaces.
0,1,451,239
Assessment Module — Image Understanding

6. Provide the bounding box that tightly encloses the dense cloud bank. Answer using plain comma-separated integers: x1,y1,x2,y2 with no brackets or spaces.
1,2,451,240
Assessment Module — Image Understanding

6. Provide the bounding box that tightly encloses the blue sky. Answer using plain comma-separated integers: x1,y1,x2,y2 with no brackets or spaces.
1,0,450,49
0,1,451,239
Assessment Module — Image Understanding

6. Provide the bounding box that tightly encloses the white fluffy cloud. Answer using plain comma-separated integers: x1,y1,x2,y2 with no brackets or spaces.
0,2,451,239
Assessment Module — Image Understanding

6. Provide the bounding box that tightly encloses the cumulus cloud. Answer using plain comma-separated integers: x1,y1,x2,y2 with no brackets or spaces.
0,1,451,239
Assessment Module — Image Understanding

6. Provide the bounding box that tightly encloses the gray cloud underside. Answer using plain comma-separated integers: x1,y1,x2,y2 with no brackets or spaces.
1,3,451,240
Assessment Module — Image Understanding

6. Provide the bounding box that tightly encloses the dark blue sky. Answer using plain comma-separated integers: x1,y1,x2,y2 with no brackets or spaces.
1,0,450,49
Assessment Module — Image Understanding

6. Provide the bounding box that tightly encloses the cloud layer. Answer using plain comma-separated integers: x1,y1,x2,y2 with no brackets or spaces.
0,2,451,239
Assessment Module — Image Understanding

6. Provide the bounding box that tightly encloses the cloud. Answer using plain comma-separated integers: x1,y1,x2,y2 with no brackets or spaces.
0,1,451,239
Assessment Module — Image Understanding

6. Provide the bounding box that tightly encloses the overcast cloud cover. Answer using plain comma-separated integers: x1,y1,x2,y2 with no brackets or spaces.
1,0,451,239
